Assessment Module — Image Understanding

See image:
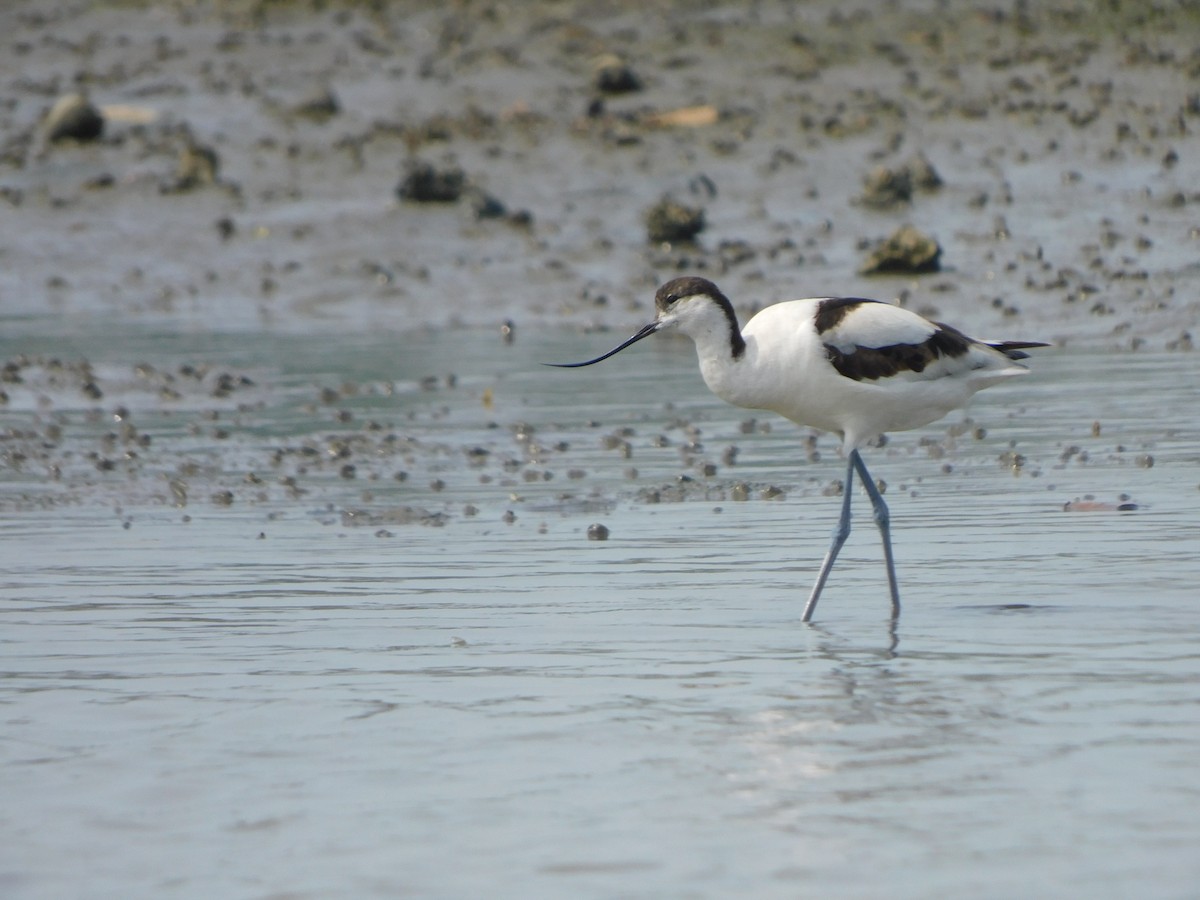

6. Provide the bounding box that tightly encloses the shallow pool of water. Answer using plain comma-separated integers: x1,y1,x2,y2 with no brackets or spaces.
2,324,1199,899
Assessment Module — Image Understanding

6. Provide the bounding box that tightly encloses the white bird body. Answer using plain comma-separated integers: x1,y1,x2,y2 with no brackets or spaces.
685,296,1033,451
550,276,1047,621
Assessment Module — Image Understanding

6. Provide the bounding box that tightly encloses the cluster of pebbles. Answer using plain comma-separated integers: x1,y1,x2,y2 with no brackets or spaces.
1,338,1154,539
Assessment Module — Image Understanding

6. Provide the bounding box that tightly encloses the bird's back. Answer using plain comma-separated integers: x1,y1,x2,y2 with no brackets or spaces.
721,297,1038,449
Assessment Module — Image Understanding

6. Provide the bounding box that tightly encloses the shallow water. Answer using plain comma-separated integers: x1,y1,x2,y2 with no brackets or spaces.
3,323,1199,899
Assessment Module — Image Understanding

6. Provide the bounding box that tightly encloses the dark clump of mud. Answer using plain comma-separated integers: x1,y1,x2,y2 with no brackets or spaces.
43,92,104,143
860,224,943,275
592,54,644,95
586,522,610,540
167,140,222,193
856,155,942,209
645,196,706,244
397,161,466,204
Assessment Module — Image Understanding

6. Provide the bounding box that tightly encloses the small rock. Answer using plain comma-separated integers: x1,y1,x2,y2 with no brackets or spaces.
293,86,340,121
907,152,944,190
397,161,465,203
858,165,913,209
171,141,220,191
645,196,706,244
593,54,643,94
1165,330,1193,351
465,186,506,219
44,92,104,143
83,173,115,190
858,155,942,209
860,224,942,275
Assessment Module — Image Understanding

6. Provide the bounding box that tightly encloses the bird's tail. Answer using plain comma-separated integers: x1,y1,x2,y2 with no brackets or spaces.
984,340,1051,360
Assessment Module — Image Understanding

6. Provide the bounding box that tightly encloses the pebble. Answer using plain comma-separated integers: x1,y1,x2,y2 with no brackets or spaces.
44,92,104,142
170,141,220,191
292,86,340,121
857,165,913,209
397,162,466,203
860,224,942,275
645,196,706,244
592,54,643,94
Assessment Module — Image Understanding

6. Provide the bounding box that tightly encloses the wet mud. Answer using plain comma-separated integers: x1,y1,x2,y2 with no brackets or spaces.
2,0,1198,338
3,0,1198,522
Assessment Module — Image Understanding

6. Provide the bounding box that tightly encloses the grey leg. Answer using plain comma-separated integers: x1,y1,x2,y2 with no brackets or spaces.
849,450,901,619
802,454,856,622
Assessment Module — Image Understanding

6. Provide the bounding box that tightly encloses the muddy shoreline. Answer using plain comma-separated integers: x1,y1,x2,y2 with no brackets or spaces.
5,11,1200,895
2,0,1198,347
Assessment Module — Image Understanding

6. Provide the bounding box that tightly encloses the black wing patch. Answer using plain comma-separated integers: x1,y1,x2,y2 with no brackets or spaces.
813,297,878,335
825,323,973,382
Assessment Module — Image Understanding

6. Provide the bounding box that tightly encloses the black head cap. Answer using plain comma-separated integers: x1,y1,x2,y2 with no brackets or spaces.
654,276,724,314
653,276,745,358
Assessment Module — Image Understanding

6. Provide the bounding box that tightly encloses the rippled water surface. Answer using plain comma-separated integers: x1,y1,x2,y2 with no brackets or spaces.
3,324,1199,899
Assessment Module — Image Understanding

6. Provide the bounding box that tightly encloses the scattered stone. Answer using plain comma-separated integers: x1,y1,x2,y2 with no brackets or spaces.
83,173,115,190
907,152,944,190
465,186,507,219
1063,496,1139,513
44,92,104,143
593,54,643,94
858,165,913,208
162,140,221,193
397,161,465,203
293,85,340,121
857,155,942,208
860,224,942,275
341,507,448,527
1165,331,1193,351
645,196,706,244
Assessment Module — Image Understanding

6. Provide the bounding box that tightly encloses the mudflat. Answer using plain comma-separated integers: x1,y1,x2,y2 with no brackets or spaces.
3,1,1198,344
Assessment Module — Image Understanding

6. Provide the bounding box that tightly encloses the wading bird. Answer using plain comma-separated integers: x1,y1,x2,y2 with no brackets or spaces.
550,276,1047,621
